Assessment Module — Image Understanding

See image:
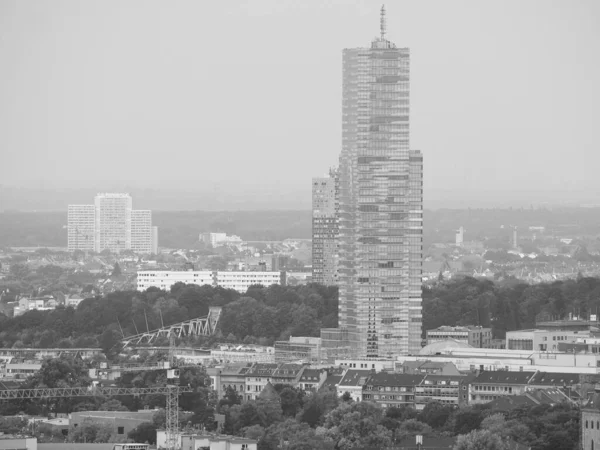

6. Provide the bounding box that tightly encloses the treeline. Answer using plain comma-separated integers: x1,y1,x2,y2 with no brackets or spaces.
4,275,600,350
217,386,578,450
0,283,338,352
424,275,600,339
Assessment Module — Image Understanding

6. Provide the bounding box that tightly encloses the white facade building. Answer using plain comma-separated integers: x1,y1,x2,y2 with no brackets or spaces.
131,210,153,253
67,193,156,254
136,271,282,293
67,205,95,251
199,232,243,247
94,193,132,253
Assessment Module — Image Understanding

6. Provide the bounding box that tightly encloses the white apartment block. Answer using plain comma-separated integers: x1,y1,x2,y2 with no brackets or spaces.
68,205,95,251
136,270,283,293
131,210,152,253
94,193,132,252
67,193,156,254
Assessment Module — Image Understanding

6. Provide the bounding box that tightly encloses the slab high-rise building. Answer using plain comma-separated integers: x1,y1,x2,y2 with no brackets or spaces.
68,193,157,254
94,193,132,253
67,205,95,251
322,6,423,359
312,169,338,285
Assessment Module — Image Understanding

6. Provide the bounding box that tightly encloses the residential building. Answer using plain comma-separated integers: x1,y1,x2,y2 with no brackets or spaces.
94,193,132,252
131,210,153,254
68,193,155,254
395,360,460,376
244,363,279,401
298,368,328,392
337,369,371,402
67,204,95,251
426,326,493,348
1,359,42,380
136,270,283,293
468,371,536,405
312,171,338,286
207,364,252,400
362,373,425,408
505,328,590,351
322,6,423,360
271,363,306,388
151,226,159,254
414,375,463,409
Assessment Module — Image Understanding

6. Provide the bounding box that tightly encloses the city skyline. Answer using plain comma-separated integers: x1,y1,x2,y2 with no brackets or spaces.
1,0,599,211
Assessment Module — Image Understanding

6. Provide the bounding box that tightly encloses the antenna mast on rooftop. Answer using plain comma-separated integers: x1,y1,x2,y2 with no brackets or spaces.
380,4,387,40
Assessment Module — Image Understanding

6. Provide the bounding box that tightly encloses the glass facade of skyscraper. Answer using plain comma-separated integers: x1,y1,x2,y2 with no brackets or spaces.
330,27,423,358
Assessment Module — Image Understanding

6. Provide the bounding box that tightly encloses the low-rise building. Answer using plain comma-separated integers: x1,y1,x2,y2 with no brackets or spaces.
505,328,590,351
136,270,284,293
271,363,305,387
395,360,460,376
426,326,493,348
0,435,37,450
211,345,275,364
70,410,157,439
335,359,394,372
244,363,279,401
274,337,322,363
297,368,328,392
414,375,463,410
362,373,425,408
468,371,536,405
207,364,252,400
337,369,370,402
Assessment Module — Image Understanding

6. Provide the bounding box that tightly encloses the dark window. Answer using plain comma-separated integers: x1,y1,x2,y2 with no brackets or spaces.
118,426,124,435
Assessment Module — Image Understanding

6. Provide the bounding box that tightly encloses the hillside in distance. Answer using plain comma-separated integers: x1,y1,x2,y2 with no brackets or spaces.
2,206,600,249
0,210,311,248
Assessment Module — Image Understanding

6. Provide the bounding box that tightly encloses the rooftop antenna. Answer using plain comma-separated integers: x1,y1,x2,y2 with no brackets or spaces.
380,4,387,40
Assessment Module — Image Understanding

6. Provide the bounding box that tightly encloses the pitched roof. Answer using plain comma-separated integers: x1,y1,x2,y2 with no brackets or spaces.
246,363,278,376
366,372,425,387
525,387,572,405
487,395,538,412
473,370,536,385
338,370,372,387
320,375,342,390
299,369,323,382
529,371,580,386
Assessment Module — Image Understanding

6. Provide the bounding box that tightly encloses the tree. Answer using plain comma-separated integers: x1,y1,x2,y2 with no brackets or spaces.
418,401,455,429
112,263,122,278
128,422,157,444
453,429,508,450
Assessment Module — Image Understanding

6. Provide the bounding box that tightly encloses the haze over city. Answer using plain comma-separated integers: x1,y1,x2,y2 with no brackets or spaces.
1,0,599,210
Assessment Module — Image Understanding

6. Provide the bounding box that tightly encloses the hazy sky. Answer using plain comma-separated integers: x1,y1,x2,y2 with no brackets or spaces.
1,0,599,208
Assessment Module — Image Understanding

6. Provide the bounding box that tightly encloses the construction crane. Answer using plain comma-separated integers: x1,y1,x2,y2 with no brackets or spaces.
121,307,221,347
0,385,191,450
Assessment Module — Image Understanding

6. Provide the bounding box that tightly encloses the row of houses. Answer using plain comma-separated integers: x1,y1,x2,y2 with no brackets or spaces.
208,361,586,410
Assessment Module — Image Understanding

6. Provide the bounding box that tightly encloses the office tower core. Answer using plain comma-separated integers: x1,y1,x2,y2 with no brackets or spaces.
323,6,423,359
312,169,338,285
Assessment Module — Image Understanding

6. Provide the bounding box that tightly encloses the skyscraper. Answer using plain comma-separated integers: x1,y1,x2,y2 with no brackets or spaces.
68,193,157,254
323,6,423,359
312,169,338,285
